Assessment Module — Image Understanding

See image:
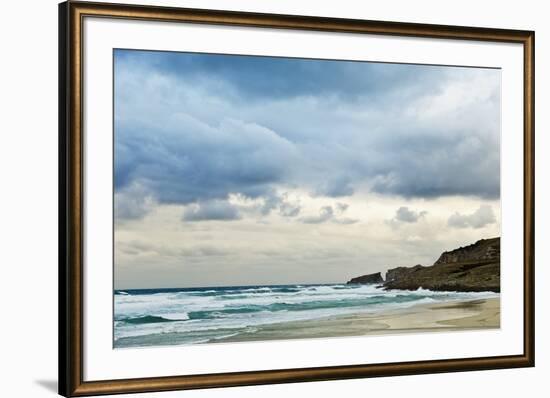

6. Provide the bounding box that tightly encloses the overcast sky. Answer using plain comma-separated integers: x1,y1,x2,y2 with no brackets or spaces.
114,49,501,289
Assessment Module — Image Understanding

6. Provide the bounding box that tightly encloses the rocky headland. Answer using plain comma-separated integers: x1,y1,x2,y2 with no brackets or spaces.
346,237,500,292
347,272,384,285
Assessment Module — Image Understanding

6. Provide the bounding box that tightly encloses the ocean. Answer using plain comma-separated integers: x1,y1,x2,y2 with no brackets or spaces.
114,284,499,348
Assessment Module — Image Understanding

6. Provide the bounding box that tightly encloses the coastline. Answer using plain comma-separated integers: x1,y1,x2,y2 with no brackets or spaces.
210,297,500,343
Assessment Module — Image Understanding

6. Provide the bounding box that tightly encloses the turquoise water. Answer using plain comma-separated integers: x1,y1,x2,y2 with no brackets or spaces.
114,284,498,348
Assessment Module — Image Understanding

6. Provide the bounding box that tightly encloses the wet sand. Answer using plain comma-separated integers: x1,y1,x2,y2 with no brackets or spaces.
213,298,500,343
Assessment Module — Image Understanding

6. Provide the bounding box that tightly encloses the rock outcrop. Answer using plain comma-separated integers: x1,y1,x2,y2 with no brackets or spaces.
434,238,500,265
383,238,500,292
346,238,500,292
386,265,424,282
346,272,384,285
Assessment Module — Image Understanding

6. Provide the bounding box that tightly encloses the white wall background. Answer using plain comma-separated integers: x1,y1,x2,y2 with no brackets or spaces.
0,0,546,397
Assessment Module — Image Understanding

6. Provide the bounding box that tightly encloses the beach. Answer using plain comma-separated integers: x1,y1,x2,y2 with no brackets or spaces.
212,297,500,343
114,285,500,348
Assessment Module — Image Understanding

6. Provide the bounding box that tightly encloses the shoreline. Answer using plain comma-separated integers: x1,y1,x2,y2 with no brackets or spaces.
210,297,500,344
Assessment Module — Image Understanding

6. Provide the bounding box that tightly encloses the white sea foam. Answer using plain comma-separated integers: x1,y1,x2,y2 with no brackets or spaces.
114,284,499,346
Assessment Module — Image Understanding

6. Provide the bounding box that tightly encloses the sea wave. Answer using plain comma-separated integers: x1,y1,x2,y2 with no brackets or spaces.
121,315,180,324
114,283,499,346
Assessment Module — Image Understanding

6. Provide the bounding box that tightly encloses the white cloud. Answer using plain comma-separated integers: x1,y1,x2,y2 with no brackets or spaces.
396,206,427,223
300,206,334,224
183,200,241,222
115,182,156,221
114,195,500,288
448,205,496,229
387,206,427,228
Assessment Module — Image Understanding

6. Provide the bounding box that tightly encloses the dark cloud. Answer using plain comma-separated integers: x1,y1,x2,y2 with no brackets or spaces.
115,117,298,206
183,200,241,222
395,206,427,223
300,206,334,224
315,177,354,197
115,183,156,221
114,49,450,103
335,203,349,214
247,191,302,217
279,204,301,217
299,205,358,225
386,206,427,229
278,194,301,217
114,50,501,218
333,203,358,223
448,205,496,229
259,191,282,216
368,131,500,199
225,191,301,219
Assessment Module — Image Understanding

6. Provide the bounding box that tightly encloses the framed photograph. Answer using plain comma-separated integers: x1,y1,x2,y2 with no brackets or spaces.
59,1,534,396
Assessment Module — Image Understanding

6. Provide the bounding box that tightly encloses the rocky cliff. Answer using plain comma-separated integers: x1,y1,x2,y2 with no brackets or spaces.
346,238,500,292
383,238,500,292
434,238,500,265
386,265,424,282
346,272,384,285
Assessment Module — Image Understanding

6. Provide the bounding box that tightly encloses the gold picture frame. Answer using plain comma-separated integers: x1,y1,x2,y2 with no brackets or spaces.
59,1,535,396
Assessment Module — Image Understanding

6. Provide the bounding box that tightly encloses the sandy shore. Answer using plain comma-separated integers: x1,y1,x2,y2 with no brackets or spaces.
213,298,500,343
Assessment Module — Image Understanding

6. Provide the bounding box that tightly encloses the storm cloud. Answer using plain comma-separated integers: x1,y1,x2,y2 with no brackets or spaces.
114,50,501,220
114,50,453,102
114,49,501,288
